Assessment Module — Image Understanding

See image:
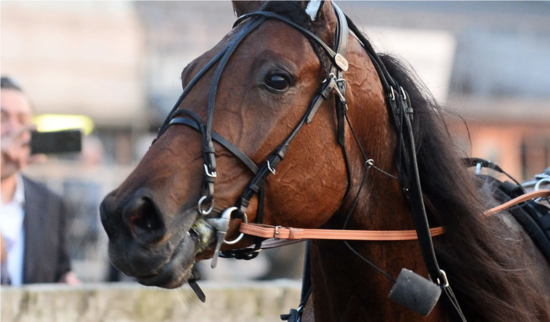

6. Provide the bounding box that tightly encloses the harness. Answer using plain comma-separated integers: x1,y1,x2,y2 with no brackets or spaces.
152,2,550,321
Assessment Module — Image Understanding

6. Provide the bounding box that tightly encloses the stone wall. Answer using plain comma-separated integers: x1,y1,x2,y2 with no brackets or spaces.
1,281,301,322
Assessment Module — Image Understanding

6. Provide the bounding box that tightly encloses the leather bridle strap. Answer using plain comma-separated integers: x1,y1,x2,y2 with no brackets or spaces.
240,224,445,241
237,189,550,241
344,15,468,322
234,12,339,60
463,157,525,190
484,189,550,216
219,6,352,261
169,117,259,174
230,9,351,221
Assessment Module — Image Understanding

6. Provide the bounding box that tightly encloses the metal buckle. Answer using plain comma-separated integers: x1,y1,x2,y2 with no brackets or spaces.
204,164,217,178
390,86,396,101
274,225,282,239
399,86,407,101
327,73,347,109
198,195,214,215
267,160,277,175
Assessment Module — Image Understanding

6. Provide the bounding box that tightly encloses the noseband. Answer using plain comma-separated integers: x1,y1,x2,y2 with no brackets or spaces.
153,3,468,321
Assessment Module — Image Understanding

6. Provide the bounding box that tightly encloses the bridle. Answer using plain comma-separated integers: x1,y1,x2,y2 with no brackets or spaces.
153,2,473,320
155,3,356,265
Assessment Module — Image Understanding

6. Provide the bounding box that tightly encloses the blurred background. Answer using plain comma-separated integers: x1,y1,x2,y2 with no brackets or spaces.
2,1,549,284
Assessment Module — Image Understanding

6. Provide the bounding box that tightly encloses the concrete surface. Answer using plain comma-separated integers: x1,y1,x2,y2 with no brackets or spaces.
1,280,302,322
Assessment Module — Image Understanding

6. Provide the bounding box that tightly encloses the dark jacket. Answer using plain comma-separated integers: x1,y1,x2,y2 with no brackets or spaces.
22,176,71,283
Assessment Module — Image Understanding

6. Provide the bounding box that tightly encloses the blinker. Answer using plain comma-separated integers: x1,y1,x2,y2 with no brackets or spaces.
388,268,442,316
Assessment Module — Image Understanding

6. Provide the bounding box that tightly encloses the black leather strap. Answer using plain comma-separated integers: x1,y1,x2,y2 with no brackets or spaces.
170,117,258,175
463,157,524,190
235,12,338,60
333,3,348,59
156,45,229,139
346,11,467,322
281,242,312,322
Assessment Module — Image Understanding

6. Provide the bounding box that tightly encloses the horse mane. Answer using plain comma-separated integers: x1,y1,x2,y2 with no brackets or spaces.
260,1,550,320
379,54,550,321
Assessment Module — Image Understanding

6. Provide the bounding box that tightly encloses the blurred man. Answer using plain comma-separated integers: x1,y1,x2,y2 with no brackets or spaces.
0,76,79,285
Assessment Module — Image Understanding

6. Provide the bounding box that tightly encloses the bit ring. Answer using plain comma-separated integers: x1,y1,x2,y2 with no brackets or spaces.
224,208,248,245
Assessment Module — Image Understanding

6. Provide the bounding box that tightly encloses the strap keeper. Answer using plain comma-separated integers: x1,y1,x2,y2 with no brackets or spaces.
321,77,336,98
436,269,449,288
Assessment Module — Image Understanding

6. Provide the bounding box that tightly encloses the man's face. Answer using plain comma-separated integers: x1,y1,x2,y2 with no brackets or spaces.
1,89,33,138
1,89,34,179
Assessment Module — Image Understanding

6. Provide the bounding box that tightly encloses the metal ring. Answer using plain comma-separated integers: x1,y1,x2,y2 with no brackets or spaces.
198,196,214,215
365,159,374,167
224,210,248,245
534,178,550,191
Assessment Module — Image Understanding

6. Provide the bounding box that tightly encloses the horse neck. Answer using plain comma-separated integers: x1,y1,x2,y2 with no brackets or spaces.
309,186,446,320
307,96,446,321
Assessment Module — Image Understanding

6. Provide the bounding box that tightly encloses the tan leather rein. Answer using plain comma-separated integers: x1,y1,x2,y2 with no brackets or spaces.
239,190,550,242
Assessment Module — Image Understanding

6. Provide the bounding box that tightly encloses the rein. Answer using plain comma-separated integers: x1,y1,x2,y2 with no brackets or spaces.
237,189,550,241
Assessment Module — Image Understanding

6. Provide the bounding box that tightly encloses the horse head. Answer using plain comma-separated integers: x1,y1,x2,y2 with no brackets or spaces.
100,0,377,288
100,2,550,321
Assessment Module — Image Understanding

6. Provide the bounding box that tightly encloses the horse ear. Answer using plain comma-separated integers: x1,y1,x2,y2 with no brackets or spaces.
304,0,324,22
232,1,263,17
302,1,338,46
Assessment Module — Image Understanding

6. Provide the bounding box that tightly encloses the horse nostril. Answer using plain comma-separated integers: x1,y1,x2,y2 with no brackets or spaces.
131,201,162,231
100,192,119,239
123,196,166,239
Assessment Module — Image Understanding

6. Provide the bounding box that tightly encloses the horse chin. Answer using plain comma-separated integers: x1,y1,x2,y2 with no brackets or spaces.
134,232,197,289
134,216,216,289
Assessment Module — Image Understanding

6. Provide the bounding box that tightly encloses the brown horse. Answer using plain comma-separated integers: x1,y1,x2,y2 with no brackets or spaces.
100,1,550,321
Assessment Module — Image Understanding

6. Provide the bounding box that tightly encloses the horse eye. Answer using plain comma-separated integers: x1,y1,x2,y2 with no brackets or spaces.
265,74,290,92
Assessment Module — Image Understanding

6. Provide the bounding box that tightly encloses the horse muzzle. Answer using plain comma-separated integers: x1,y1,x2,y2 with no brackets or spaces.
99,189,217,288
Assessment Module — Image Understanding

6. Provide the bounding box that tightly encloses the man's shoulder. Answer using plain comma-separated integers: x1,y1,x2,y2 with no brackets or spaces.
21,175,63,202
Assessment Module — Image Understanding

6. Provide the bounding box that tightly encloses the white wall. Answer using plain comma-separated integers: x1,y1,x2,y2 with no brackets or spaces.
1,1,147,127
